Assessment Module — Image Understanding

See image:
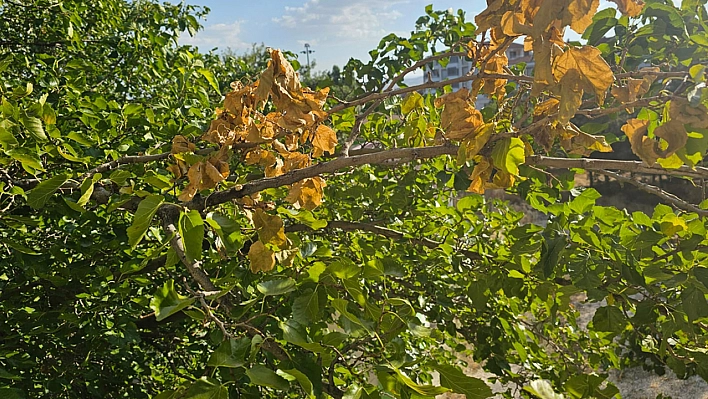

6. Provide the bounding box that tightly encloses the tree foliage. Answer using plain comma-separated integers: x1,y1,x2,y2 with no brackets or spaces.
2,0,708,398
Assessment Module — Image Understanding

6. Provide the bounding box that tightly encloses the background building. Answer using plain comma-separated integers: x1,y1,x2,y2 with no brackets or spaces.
424,43,534,107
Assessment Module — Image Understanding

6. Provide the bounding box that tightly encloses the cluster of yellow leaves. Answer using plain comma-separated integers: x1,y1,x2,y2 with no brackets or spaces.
167,49,338,273
476,0,644,123
611,67,659,111
168,136,231,201
170,49,337,206
622,99,708,166
435,89,493,160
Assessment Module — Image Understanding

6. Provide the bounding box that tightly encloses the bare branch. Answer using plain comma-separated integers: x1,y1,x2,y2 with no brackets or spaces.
576,94,679,118
163,219,218,292
341,98,383,157
597,170,708,216
529,155,708,179
200,143,459,209
328,72,533,114
615,71,689,80
287,220,484,260
384,51,467,92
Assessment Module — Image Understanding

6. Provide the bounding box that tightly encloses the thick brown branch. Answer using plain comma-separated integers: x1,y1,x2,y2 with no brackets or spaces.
287,221,483,260
200,143,460,209
598,170,708,216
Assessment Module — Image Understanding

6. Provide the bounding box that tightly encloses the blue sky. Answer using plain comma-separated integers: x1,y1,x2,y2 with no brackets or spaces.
178,1,489,72
178,1,638,73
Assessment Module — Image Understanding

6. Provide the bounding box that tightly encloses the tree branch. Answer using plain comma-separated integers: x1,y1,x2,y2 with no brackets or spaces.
597,170,708,216
163,218,218,292
286,220,483,260
529,155,708,179
328,72,533,114
200,143,460,209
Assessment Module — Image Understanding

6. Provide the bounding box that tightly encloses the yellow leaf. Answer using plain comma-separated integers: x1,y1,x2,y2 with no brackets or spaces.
253,209,287,247
553,46,613,101
265,159,284,178
285,177,326,210
203,160,227,187
669,98,708,129
204,117,236,145
254,60,274,107
467,157,494,194
476,0,514,34
609,0,644,17
248,240,276,273
565,0,600,34
534,98,560,117
557,69,585,124
561,126,612,155
283,152,310,173
622,118,660,165
435,88,484,140
311,124,338,157
553,46,613,123
653,119,688,159
461,123,495,160
171,135,195,154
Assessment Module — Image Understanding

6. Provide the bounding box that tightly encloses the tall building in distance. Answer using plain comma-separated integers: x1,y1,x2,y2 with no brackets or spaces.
424,43,534,107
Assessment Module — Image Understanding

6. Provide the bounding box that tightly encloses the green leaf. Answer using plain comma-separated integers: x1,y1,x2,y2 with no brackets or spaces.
246,365,290,390
537,236,565,278
180,210,204,262
0,387,25,399
257,278,296,296
8,148,44,171
401,91,424,114
207,337,250,368
695,267,708,290
22,115,47,141
278,368,314,397
206,212,245,254
681,284,708,322
126,194,164,249
109,169,131,186
0,125,19,149
525,379,564,399
491,137,525,175
332,298,365,327
279,207,327,230
122,103,143,116
387,366,448,396
433,364,492,399
182,378,228,399
77,173,101,208
26,174,67,209
569,189,601,214
292,288,323,324
150,280,195,322
198,68,220,93
328,258,360,279
592,306,627,333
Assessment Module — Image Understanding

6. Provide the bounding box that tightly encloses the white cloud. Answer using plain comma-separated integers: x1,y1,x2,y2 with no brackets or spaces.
179,20,248,51
273,0,408,42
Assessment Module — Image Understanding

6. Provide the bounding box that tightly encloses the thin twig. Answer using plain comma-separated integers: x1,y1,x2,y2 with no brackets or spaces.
286,220,484,260
183,277,232,339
